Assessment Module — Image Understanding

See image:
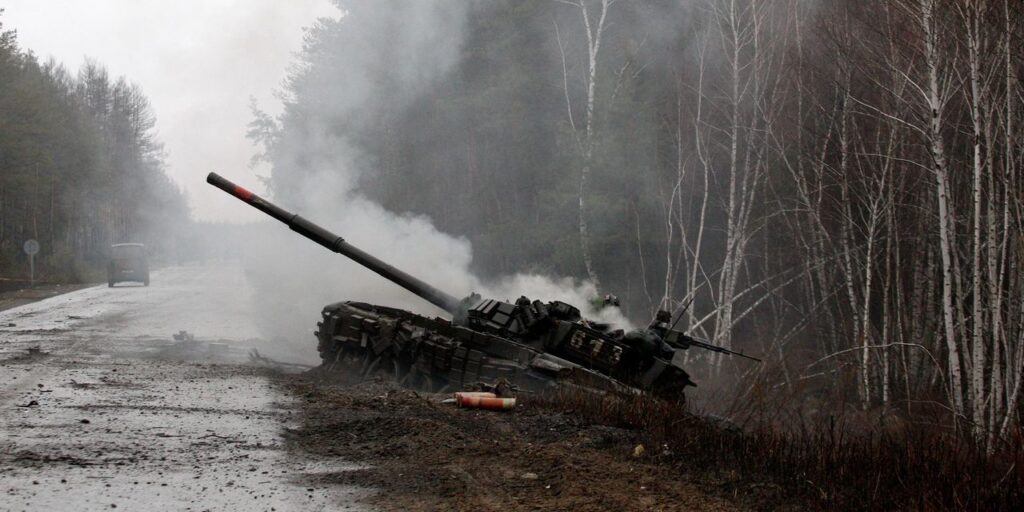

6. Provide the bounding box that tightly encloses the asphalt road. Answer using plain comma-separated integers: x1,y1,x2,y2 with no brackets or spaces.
0,265,368,512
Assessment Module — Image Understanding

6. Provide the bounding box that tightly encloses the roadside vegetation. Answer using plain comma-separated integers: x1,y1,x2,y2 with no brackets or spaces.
535,388,1023,510
0,12,187,283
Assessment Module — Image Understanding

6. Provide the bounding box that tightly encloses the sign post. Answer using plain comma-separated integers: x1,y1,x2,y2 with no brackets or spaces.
23,239,39,287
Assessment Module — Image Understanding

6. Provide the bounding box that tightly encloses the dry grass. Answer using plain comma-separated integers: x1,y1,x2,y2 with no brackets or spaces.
528,389,1024,510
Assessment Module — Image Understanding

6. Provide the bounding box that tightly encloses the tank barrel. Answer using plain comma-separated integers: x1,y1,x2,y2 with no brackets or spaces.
206,172,463,314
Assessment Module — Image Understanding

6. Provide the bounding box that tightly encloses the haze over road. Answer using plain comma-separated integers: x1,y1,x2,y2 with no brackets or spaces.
0,265,367,511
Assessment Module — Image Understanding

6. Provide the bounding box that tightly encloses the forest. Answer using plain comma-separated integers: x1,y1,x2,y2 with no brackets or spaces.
0,13,188,284
0,1,1020,507
252,0,1024,449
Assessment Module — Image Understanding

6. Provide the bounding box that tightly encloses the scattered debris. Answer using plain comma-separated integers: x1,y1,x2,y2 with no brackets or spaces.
247,349,312,372
465,378,518,398
198,431,232,440
172,330,194,342
632,444,645,458
12,451,98,467
68,379,97,389
2,347,52,364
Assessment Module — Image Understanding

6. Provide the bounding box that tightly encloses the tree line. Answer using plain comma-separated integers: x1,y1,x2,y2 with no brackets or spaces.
254,0,1022,444
0,12,187,282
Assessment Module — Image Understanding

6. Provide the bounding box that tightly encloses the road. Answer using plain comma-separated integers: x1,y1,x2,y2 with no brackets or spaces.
0,265,367,512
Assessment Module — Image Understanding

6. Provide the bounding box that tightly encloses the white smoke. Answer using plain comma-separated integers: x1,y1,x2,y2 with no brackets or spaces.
237,1,631,363
242,161,632,363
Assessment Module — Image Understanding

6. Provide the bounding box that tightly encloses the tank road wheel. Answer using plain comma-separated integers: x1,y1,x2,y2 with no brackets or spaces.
321,347,342,372
398,366,445,392
422,375,448,393
399,365,418,388
421,374,436,392
392,359,410,384
361,354,382,378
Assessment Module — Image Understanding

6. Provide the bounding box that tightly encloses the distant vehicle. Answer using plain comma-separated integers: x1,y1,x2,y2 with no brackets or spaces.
107,243,149,287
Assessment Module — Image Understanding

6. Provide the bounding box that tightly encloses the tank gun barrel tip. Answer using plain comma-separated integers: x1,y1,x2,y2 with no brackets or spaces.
206,170,463,315
206,171,228,186
206,172,256,203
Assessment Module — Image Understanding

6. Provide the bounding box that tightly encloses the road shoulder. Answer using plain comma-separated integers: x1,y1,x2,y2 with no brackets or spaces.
0,281,98,313
284,375,744,512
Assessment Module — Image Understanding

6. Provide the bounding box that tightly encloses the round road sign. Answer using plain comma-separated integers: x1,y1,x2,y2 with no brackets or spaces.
23,239,39,256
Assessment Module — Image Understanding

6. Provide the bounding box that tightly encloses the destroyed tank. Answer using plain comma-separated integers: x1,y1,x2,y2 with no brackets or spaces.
207,172,758,400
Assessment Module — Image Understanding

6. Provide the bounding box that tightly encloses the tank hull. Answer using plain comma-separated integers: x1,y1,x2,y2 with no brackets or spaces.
316,301,666,397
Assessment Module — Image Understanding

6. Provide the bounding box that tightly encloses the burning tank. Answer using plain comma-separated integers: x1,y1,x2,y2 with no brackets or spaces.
207,172,758,400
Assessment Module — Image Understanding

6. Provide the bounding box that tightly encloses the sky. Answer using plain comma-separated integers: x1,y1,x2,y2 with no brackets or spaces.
1,0,338,222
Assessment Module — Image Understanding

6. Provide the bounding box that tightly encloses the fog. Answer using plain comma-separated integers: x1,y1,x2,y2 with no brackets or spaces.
240,167,631,362
1,0,336,222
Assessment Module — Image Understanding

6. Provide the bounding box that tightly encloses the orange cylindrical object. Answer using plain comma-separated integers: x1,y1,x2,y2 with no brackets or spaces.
454,391,496,406
458,395,516,411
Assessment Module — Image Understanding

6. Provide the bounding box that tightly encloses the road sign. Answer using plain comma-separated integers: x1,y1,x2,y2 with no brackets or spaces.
23,239,39,286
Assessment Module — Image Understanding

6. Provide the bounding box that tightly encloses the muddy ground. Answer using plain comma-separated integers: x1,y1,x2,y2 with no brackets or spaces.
0,266,367,511
1,265,759,511
283,373,753,512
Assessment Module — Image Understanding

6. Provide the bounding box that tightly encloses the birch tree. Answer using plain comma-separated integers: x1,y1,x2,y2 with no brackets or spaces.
554,0,616,291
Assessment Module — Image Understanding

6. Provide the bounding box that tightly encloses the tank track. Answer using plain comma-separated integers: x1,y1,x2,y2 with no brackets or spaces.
315,301,645,396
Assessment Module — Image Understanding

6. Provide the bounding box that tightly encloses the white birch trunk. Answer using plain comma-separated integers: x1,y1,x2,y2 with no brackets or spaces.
922,0,965,416
555,0,614,291
962,0,987,432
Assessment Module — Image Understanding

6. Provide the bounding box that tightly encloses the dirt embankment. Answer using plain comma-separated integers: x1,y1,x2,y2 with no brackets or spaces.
283,374,752,512
0,280,96,312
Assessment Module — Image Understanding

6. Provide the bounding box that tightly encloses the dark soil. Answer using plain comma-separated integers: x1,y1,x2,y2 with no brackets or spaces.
283,373,747,512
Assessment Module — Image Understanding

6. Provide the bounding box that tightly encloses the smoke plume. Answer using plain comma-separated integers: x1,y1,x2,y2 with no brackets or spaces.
241,1,630,363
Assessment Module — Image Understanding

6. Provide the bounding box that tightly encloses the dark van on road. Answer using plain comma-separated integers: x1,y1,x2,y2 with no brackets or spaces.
108,243,149,287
